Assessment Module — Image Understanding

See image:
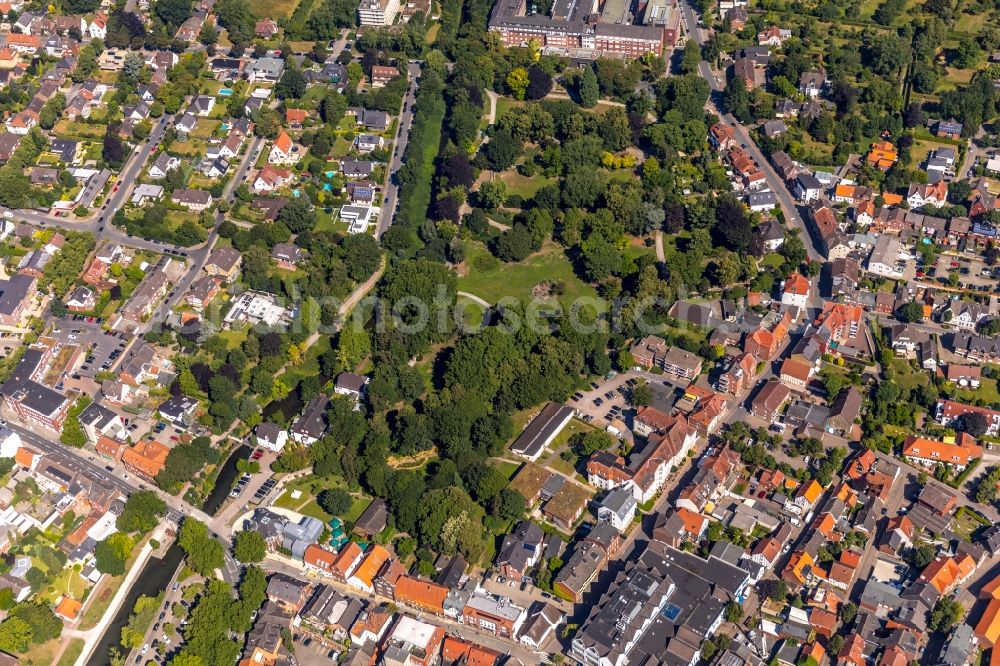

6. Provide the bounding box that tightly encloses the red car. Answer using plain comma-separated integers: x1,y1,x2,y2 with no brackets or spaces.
170,435,179,441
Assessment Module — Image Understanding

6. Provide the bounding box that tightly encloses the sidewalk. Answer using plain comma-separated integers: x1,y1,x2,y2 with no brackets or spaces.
73,539,157,666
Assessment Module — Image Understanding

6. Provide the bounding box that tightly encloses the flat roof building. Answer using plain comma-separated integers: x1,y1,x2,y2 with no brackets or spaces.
511,403,575,461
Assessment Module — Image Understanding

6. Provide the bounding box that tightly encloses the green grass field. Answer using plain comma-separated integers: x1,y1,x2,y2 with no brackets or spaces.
56,638,85,666
458,242,598,307
953,377,1000,404
499,172,555,199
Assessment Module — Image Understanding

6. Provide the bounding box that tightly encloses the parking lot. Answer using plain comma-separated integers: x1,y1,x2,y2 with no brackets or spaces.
292,633,343,666
927,255,998,291
49,321,129,380
569,369,691,434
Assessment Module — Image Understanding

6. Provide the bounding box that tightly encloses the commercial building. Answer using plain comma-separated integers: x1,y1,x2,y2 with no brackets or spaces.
572,541,749,666
462,593,527,638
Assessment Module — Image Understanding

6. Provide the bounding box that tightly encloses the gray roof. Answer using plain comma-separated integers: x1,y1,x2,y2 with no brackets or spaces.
599,486,636,519
290,395,329,440
353,498,387,536
0,274,34,317
511,402,574,459
266,571,310,606
79,402,118,431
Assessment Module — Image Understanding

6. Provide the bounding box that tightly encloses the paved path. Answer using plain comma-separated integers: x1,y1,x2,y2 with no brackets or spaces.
73,540,157,666
486,89,499,125
457,291,491,307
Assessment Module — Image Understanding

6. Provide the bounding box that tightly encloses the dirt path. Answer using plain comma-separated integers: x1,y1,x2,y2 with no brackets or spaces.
655,230,665,263
388,447,438,469
274,256,385,379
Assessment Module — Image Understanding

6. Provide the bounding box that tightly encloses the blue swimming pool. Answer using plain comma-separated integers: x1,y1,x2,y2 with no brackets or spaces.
322,183,332,191
292,189,301,197
325,171,335,178
218,88,234,96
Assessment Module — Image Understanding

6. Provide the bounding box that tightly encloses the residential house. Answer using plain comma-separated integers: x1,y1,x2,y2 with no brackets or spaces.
171,189,213,212
268,131,297,165
289,395,330,445
203,247,242,283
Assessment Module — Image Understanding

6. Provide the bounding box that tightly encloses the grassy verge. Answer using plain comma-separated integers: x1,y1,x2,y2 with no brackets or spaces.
56,638,86,666
396,79,446,234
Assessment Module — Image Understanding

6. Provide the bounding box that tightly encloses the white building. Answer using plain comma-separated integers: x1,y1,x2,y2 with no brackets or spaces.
224,291,291,327
339,205,379,234
866,235,905,279
596,487,637,532
358,0,400,26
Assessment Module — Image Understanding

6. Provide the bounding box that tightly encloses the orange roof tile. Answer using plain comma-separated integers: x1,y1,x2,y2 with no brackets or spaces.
784,272,810,296
394,575,448,613
781,357,813,383
349,545,390,588
799,479,822,503
121,440,169,478
14,446,38,469
902,435,983,467
273,130,292,154
978,598,1000,647
55,597,82,621
304,544,336,570
332,542,363,576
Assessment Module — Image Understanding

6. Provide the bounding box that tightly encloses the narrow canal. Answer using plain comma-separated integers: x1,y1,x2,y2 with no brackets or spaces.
201,444,252,516
86,542,184,666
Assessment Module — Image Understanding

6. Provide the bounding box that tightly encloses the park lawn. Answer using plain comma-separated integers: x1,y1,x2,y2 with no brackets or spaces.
344,497,370,524
21,637,62,666
891,358,930,392
624,237,656,261
496,97,524,121
56,638,85,666
456,295,487,329
761,253,785,269
217,327,249,350
315,210,350,234
954,377,1000,404
954,506,989,541
938,67,978,93
494,459,522,480
426,22,441,43
298,499,334,523
170,139,207,158
499,171,555,198
79,573,124,630
458,242,598,307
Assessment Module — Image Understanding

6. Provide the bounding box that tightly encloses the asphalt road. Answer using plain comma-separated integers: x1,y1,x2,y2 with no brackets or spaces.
679,0,823,263
376,60,423,238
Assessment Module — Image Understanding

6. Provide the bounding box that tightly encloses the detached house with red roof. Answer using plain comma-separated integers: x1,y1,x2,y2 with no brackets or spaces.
252,165,293,194
268,131,298,165
781,273,811,309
